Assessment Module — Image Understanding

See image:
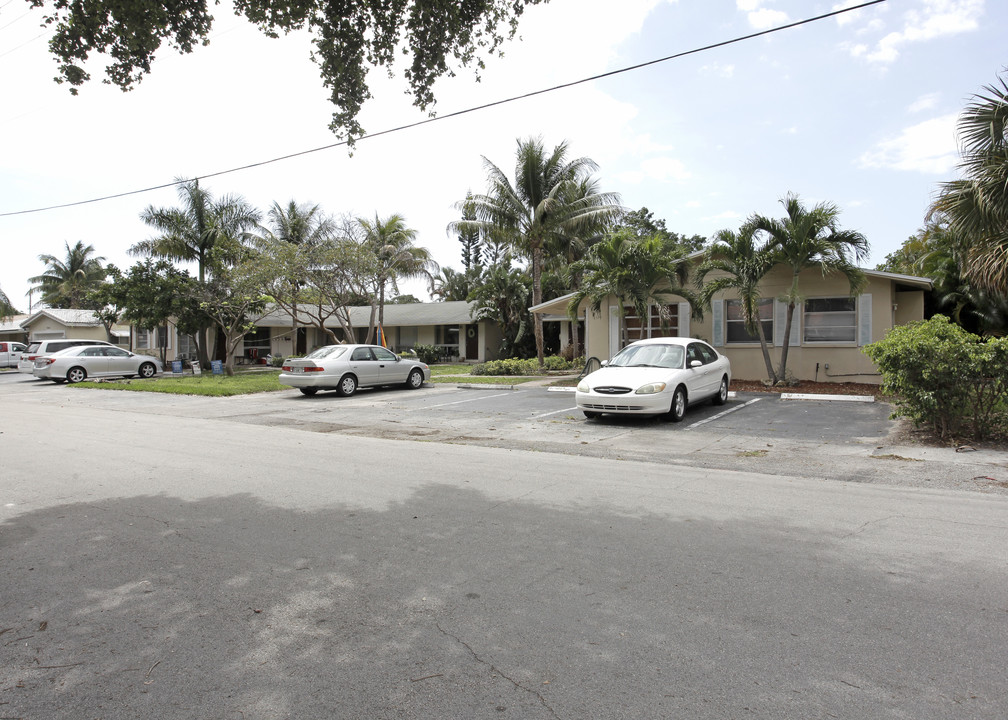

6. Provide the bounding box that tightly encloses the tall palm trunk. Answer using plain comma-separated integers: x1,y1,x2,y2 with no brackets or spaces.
531,243,545,365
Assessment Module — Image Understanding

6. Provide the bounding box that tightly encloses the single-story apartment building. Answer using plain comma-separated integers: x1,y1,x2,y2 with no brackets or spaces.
132,301,502,365
532,265,932,384
19,309,130,346
0,315,29,344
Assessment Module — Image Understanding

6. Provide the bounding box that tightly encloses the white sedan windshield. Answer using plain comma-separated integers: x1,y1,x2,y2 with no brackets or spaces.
609,344,684,369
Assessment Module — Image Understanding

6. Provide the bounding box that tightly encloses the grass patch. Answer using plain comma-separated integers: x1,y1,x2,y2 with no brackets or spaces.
737,449,769,458
71,370,285,396
429,363,472,377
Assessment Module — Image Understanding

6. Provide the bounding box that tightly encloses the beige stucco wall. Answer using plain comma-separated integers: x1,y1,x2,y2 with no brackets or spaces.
577,266,927,384
25,319,126,343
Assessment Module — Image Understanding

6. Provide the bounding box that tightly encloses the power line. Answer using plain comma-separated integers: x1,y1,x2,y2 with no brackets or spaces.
0,0,886,218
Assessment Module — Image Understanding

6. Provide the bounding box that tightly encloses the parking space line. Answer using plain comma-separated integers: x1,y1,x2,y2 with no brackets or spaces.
532,406,579,419
424,392,512,409
685,398,762,429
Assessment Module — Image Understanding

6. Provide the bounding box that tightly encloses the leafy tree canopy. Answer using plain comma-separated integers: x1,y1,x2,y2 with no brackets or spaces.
28,240,107,309
29,0,545,141
0,286,19,319
617,207,706,253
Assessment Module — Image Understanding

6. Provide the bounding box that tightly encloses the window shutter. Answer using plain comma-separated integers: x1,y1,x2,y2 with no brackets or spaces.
678,302,690,338
774,299,799,346
608,304,620,358
712,300,724,347
774,300,786,347
858,294,872,346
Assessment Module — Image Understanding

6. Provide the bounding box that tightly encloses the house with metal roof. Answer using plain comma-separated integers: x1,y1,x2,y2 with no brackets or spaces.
19,308,130,345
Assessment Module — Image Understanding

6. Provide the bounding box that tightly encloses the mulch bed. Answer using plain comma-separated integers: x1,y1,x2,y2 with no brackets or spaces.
731,379,886,397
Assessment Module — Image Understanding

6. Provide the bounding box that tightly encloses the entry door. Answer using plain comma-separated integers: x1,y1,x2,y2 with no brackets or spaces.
465,325,478,360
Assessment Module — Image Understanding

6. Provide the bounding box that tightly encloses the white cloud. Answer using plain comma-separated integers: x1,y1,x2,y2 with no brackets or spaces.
857,113,958,174
736,0,788,29
703,210,745,224
700,63,735,78
747,8,789,29
833,0,866,26
908,93,939,113
854,0,983,63
640,157,692,182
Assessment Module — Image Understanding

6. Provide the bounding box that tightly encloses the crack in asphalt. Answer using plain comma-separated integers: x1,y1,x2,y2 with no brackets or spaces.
435,621,561,719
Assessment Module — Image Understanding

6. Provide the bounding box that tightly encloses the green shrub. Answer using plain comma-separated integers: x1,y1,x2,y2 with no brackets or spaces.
470,355,583,376
864,315,1008,441
412,344,441,365
269,354,285,368
471,358,538,376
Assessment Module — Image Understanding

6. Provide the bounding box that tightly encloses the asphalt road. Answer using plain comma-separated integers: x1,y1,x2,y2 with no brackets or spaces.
1,373,1007,718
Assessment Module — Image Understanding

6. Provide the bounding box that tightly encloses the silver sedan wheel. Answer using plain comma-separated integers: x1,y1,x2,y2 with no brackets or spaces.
138,362,157,379
66,367,87,384
406,368,424,389
338,374,357,397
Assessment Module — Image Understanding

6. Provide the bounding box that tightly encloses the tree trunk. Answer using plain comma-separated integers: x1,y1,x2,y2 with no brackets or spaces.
777,303,796,384
754,312,777,384
291,299,298,360
532,244,544,366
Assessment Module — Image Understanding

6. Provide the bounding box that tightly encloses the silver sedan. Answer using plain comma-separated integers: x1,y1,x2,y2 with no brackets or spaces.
279,344,431,397
34,345,163,383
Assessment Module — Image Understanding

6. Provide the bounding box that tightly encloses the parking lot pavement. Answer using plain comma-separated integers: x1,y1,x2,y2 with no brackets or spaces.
2,373,1004,493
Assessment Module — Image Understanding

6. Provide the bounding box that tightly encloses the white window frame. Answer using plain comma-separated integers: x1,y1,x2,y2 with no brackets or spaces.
802,296,857,344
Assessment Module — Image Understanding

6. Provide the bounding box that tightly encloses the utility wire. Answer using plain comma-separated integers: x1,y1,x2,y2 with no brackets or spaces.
0,0,886,218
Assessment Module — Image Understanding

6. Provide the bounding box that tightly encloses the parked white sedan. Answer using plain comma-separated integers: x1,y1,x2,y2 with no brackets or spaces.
280,344,431,396
576,337,731,421
34,345,163,383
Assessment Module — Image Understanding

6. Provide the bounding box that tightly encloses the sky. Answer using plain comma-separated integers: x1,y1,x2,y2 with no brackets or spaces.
0,0,1002,312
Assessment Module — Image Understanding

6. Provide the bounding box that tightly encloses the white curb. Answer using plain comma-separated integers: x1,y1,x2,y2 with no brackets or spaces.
780,393,875,403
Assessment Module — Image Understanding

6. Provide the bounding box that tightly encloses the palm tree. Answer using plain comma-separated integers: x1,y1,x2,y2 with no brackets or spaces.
569,230,696,351
0,284,17,320
549,176,615,358
28,240,107,308
697,225,778,383
255,201,334,357
751,193,869,382
432,266,483,302
930,73,1008,294
358,213,438,342
469,259,532,357
456,137,622,364
132,179,260,366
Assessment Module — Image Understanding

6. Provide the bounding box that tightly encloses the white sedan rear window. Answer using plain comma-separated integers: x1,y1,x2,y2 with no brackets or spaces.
305,346,348,360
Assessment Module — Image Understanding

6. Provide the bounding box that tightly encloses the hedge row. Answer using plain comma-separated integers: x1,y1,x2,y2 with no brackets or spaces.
470,355,582,376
